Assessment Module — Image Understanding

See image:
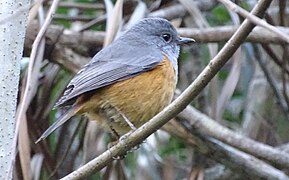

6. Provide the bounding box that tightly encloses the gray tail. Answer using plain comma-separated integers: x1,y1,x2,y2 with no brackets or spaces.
35,105,82,143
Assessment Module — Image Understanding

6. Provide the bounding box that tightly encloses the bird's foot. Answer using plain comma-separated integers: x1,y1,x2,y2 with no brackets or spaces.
119,130,140,151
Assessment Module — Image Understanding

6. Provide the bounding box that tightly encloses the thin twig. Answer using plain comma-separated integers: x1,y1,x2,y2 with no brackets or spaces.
282,46,289,115
215,11,241,121
16,0,60,128
179,104,289,169
149,1,217,20
54,2,104,10
278,0,286,26
25,22,289,56
253,45,289,120
49,120,84,178
164,118,289,179
205,139,289,180
13,0,60,174
77,15,106,32
53,14,97,21
218,0,289,43
18,4,46,180
149,4,187,20
261,44,289,75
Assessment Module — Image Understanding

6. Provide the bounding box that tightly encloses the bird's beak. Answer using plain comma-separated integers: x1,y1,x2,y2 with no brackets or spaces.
177,37,195,45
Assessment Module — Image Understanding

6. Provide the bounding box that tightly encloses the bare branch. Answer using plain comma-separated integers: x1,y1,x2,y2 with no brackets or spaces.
60,0,272,178
179,104,289,169
205,139,289,180
25,23,289,59
17,0,61,130
177,26,289,44
253,45,289,119
15,0,60,176
164,119,289,179
54,2,104,10
149,1,217,20
218,0,289,43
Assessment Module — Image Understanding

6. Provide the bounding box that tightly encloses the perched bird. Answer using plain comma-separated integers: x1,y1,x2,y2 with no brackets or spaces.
36,18,194,143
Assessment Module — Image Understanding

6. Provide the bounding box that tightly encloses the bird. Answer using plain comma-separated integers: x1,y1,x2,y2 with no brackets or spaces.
36,17,194,143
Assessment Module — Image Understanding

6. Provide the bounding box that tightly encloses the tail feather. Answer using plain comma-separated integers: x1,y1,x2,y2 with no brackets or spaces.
35,105,82,143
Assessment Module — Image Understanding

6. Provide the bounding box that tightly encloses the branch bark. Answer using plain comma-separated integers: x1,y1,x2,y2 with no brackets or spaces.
25,23,289,56
205,139,289,180
177,26,289,44
163,118,289,179
24,23,289,76
219,0,289,43
178,104,289,169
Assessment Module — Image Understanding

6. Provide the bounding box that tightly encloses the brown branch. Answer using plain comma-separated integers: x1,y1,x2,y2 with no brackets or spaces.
17,0,61,124
203,138,289,180
15,0,60,176
253,45,289,119
25,22,105,54
178,104,289,169
163,119,289,179
53,2,104,10
53,14,98,22
218,0,289,43
282,46,289,118
278,143,289,153
51,45,90,73
60,0,273,179
261,44,289,75
177,26,289,44
149,4,187,20
25,23,289,59
149,1,217,20
77,15,106,32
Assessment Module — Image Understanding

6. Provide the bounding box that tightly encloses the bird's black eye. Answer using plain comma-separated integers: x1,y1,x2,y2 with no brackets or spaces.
161,33,172,42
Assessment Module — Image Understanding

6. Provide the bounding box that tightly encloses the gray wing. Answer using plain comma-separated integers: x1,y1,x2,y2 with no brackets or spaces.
55,43,163,107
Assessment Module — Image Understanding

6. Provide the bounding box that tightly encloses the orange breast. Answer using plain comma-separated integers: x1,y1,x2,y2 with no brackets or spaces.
83,56,177,135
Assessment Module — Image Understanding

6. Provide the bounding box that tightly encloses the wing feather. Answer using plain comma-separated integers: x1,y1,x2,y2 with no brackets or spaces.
55,44,163,107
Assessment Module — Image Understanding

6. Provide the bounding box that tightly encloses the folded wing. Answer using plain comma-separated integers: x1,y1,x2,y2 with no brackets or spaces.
55,43,163,107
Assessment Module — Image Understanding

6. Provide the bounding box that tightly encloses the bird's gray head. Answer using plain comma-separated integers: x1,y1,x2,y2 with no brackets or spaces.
121,18,194,73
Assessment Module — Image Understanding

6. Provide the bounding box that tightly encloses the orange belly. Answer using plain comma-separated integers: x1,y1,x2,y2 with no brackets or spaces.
82,57,177,136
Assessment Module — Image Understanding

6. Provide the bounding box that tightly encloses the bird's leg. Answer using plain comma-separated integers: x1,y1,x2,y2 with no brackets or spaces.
113,108,140,151
100,102,136,134
100,102,137,153
118,111,137,131
116,112,137,142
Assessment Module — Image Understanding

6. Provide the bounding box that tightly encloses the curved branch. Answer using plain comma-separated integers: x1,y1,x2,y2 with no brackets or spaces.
60,0,273,179
178,105,289,169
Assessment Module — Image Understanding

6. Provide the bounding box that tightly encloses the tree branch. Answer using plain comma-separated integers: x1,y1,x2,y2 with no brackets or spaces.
163,119,289,179
60,0,273,179
204,138,289,180
218,0,289,43
177,26,289,44
178,104,289,169
25,23,289,56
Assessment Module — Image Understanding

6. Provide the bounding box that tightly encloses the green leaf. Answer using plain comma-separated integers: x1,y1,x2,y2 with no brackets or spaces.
210,5,231,25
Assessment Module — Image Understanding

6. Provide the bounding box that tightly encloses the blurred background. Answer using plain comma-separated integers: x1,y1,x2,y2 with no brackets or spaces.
17,0,289,179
